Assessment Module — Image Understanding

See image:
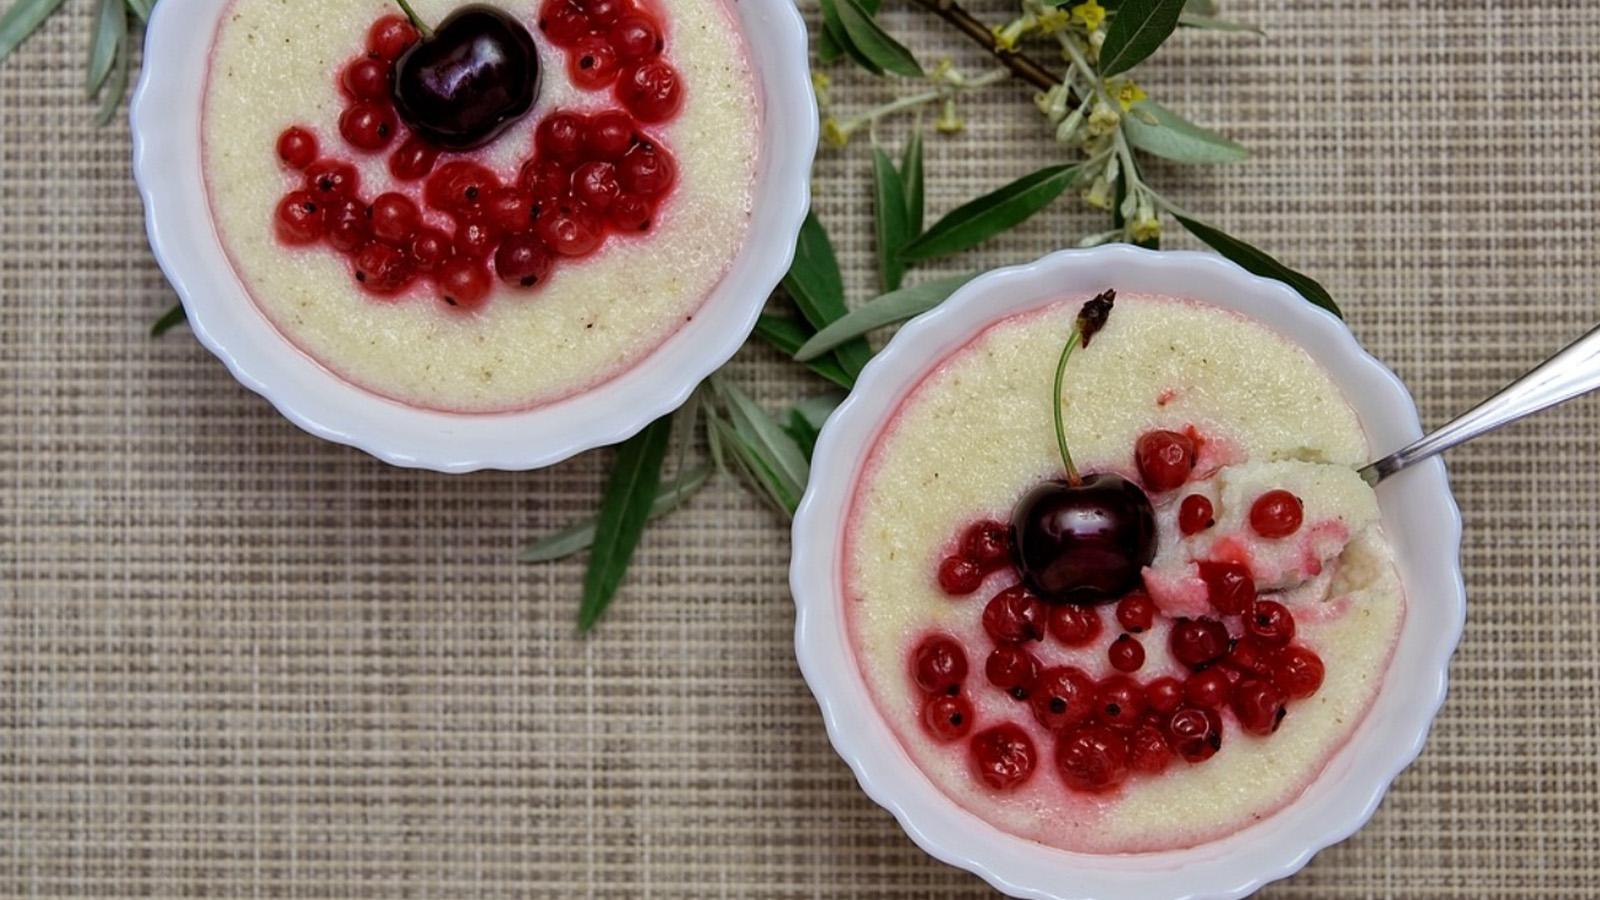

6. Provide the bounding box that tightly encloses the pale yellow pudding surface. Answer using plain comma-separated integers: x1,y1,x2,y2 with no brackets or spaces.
844,295,1405,853
204,0,758,411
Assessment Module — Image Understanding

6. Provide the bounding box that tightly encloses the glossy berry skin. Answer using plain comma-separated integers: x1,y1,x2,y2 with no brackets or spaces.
536,111,589,163
352,241,414,295
618,141,676,196
1135,430,1196,492
324,198,371,253
1145,676,1184,715
339,102,398,151
921,694,974,742
274,192,325,244
608,193,653,232
389,136,440,181
1250,489,1304,539
936,556,984,596
962,520,1012,572
342,57,392,101
1127,724,1173,775
1245,600,1296,648
1197,560,1255,616
985,647,1040,701
1093,675,1145,727
453,215,500,260
1178,494,1214,536
1010,475,1157,606
1232,679,1287,735
1056,724,1129,793
1115,594,1156,633
568,36,621,90
910,634,967,695
408,227,454,274
425,161,500,213
276,127,318,169
1107,634,1145,673
367,15,421,61
1047,604,1102,647
1169,617,1230,670
304,159,359,201
494,233,554,288
608,14,663,60
537,0,595,48
572,161,622,212
1183,667,1233,709
982,585,1047,645
1028,666,1096,732
617,60,683,122
1270,645,1325,699
1225,639,1274,678
369,192,421,245
393,5,541,151
483,188,537,235
970,723,1037,791
1167,707,1223,763
434,257,493,310
584,110,637,160
536,202,605,257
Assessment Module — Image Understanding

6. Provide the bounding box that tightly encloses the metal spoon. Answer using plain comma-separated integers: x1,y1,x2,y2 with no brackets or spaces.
1360,322,1600,485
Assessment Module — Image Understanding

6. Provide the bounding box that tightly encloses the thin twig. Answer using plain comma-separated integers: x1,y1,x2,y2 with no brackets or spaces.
901,0,1067,95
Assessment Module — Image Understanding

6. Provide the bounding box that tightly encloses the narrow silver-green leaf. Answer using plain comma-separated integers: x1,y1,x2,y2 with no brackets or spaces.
832,0,922,77
901,131,925,236
785,393,844,459
714,377,810,497
521,465,710,564
577,414,674,632
817,0,882,76
124,0,152,22
0,0,66,64
1097,0,1186,77
753,314,853,389
1182,0,1216,14
1122,100,1247,164
150,302,186,336
795,273,977,360
818,0,878,64
86,0,124,97
94,29,128,125
900,165,1082,262
872,147,911,293
783,211,871,379
711,415,802,516
1173,213,1341,318
1177,13,1264,34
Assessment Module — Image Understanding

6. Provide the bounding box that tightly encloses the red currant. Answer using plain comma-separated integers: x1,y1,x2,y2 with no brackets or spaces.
985,646,1040,700
1250,489,1304,539
569,36,621,90
1169,617,1229,670
572,160,622,212
1028,666,1096,732
276,126,318,170
608,14,664,61
519,158,571,200
922,693,975,742
1197,560,1255,616
1135,429,1196,492
607,192,654,232
494,233,554,288
409,227,454,274
425,161,500,212
1127,723,1173,775
434,257,493,310
1107,634,1145,673
576,0,626,27
453,214,500,260
324,197,371,253
617,60,683,122
538,0,594,48
535,201,605,257
369,192,420,245
352,241,414,295
1270,645,1325,699
1115,593,1155,633
969,723,1036,791
1047,604,1102,647
1231,679,1287,736
367,15,420,61
304,159,359,201
982,585,1046,645
910,634,967,695
1144,676,1184,715
1093,675,1145,727
1245,600,1296,648
483,187,537,234
389,136,440,181
342,57,391,101
1056,724,1129,793
936,556,983,596
339,102,398,152
1183,668,1232,709
617,140,675,196
1178,494,1214,536
583,109,638,160
273,191,325,244
1166,706,1223,763
535,111,589,164
961,520,1011,572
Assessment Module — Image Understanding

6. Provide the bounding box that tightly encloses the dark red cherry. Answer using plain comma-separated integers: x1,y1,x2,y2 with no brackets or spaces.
1166,706,1223,763
617,60,683,122
1056,724,1128,793
1135,430,1196,492
985,646,1040,700
1010,475,1157,605
922,694,974,742
392,5,541,151
1028,665,1096,732
494,233,553,288
1231,679,1287,735
1197,560,1255,616
969,723,1036,791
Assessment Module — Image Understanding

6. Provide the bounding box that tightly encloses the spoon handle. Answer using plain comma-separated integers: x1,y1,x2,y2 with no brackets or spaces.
1360,321,1600,485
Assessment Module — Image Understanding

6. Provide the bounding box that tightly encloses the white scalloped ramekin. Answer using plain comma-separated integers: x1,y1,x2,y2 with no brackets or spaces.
791,245,1465,899
129,0,815,472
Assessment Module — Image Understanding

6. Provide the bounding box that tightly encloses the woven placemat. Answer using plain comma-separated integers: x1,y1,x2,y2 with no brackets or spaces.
5,0,1600,896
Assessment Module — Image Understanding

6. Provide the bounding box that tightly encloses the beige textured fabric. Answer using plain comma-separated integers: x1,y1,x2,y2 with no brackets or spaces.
4,0,1600,896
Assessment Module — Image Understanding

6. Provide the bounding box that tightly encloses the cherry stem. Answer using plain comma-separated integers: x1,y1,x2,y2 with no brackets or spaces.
394,0,434,39
1053,326,1083,487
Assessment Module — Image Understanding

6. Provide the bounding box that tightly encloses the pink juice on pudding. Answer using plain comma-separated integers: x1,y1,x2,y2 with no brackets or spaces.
842,294,1406,854
202,0,759,413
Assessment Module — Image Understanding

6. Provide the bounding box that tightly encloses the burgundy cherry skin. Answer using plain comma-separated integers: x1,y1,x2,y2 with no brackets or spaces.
392,5,541,151
1010,474,1156,605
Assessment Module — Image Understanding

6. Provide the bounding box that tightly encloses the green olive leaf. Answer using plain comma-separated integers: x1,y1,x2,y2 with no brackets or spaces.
901,131,925,236
521,464,710,564
783,210,871,379
0,0,66,64
900,164,1084,262
818,0,878,64
1173,213,1341,318
94,27,128,124
713,377,810,496
1177,13,1264,34
577,413,675,632
1121,100,1248,164
86,0,125,97
1097,0,1186,77
785,393,845,460
795,273,978,360
753,315,854,389
872,147,911,292
1182,0,1216,14
817,0,882,76
831,0,922,78
124,0,153,22
149,302,187,337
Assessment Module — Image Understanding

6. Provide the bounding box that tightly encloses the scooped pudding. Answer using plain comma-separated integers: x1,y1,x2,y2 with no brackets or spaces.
844,293,1405,854
204,0,759,411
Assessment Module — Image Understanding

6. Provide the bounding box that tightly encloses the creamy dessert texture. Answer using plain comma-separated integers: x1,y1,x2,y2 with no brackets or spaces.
844,295,1405,853
204,0,759,411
